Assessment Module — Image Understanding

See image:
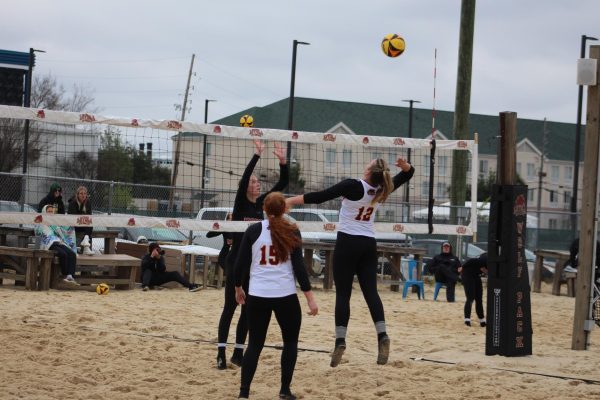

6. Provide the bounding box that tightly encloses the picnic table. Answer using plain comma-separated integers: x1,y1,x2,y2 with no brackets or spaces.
533,249,575,297
160,244,220,289
302,240,426,292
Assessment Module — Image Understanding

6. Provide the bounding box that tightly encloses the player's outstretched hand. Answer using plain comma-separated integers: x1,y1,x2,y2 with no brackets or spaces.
395,158,411,172
253,139,265,156
273,142,286,164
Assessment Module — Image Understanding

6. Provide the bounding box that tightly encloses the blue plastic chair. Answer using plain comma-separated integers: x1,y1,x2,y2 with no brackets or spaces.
433,282,447,301
402,260,424,299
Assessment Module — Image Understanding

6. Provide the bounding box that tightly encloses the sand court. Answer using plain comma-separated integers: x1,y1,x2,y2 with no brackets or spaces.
1,283,599,399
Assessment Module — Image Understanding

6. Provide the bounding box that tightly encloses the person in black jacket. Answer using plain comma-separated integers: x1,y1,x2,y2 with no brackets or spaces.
67,186,93,245
38,182,66,214
206,212,233,276
216,139,288,370
568,237,600,283
426,242,462,302
234,192,317,400
141,242,200,292
461,253,487,327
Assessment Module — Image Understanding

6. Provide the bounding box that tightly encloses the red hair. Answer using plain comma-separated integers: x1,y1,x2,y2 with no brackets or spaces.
264,192,300,262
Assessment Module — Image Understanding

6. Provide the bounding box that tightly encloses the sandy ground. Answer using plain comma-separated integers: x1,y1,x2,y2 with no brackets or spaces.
1,280,599,400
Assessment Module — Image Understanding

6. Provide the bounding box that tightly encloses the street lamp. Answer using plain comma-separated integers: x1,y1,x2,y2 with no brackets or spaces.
286,40,310,163
200,99,216,209
401,99,420,206
571,34,598,231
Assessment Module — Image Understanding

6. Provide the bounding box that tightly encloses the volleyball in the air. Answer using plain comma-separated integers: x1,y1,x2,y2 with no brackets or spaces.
240,114,254,127
381,34,405,57
96,283,110,295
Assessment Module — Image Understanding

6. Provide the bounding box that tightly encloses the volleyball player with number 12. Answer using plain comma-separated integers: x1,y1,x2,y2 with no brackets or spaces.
286,158,414,367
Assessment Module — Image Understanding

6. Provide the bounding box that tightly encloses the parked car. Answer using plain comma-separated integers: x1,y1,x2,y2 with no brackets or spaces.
0,200,36,213
288,208,339,223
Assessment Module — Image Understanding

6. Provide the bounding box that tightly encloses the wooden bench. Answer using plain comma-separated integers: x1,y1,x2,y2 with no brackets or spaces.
46,253,140,290
533,249,575,297
0,246,54,290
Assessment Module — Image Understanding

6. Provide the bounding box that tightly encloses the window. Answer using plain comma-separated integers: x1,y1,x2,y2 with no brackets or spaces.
438,156,448,176
527,163,536,179
206,142,213,156
204,169,211,185
528,188,535,202
423,155,430,176
388,152,396,166
479,159,488,177
516,162,521,175
342,149,352,167
324,176,336,188
563,191,571,205
372,151,383,160
384,209,395,222
549,190,558,204
436,182,447,197
325,149,336,166
564,166,573,181
551,166,559,183
421,182,429,197
549,219,558,229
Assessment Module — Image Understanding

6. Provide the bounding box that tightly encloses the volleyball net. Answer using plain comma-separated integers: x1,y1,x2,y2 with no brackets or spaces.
0,105,478,237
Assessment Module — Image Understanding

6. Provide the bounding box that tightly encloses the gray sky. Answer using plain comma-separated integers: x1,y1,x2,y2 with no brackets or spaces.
3,1,599,125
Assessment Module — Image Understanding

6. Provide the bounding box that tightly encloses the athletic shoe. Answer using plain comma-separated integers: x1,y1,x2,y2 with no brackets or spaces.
464,320,471,327
63,276,80,286
480,321,487,328
217,353,227,370
279,394,297,400
142,286,149,291
189,284,201,292
330,341,346,368
230,348,244,367
377,335,390,365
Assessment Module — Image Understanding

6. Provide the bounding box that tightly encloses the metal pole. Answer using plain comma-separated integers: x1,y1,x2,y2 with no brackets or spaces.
200,99,215,209
571,35,598,232
536,119,548,249
20,48,35,211
286,40,310,163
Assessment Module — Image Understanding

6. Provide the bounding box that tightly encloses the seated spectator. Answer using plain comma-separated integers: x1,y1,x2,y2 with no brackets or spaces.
141,242,200,292
38,182,66,214
34,204,79,285
67,186,93,246
425,241,462,302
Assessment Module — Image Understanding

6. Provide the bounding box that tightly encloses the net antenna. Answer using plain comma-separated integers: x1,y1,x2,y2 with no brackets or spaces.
427,48,438,234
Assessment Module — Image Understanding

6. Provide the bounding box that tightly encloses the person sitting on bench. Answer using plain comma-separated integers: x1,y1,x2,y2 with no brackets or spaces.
141,242,201,292
34,204,79,285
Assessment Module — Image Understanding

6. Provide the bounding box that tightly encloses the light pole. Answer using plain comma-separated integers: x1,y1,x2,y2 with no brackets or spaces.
21,47,45,211
286,40,310,163
401,99,420,207
571,35,598,231
200,99,216,209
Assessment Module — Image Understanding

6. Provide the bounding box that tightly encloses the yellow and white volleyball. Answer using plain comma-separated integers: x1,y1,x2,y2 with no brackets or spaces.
240,114,254,127
96,283,110,295
381,33,405,58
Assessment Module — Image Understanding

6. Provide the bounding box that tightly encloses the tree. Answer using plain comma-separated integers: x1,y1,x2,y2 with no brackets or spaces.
57,150,98,180
97,127,134,182
0,73,96,174
287,162,305,194
460,171,526,202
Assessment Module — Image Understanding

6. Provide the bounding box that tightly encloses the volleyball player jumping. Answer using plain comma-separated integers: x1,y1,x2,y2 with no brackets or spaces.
234,192,318,399
286,158,414,366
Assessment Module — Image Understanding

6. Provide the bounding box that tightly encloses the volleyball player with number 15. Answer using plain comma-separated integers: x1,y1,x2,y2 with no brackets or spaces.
286,158,414,367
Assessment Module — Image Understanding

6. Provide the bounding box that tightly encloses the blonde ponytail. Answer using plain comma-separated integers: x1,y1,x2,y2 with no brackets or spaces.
370,159,394,204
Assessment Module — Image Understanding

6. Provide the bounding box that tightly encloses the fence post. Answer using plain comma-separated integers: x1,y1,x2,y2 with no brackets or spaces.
108,181,114,215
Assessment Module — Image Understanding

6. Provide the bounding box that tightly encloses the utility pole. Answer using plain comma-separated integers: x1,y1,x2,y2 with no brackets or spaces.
200,99,216,209
449,0,476,229
169,54,195,212
536,118,548,249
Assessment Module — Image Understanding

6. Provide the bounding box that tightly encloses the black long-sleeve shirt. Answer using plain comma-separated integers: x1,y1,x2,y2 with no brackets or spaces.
304,166,414,204
234,222,311,292
141,254,166,273
226,154,289,271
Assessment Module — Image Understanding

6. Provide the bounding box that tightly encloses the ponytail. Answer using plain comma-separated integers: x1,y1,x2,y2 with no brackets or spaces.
264,192,301,262
370,159,394,204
